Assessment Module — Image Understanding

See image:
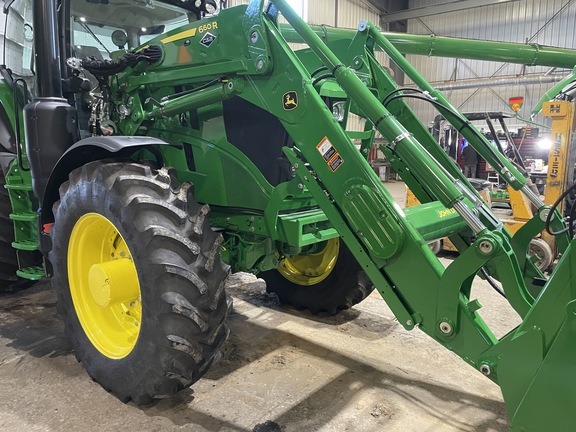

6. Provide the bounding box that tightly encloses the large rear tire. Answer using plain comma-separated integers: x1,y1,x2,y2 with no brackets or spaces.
50,161,231,404
260,238,374,315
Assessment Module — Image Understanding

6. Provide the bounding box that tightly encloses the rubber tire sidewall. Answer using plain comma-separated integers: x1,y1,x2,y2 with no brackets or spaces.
51,170,175,400
50,162,231,403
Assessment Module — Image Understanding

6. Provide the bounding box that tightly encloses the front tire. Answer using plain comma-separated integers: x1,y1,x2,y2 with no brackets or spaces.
260,238,374,315
50,161,231,404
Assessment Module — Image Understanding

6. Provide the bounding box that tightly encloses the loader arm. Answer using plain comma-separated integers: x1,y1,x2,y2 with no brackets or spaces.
217,2,574,430
102,2,576,427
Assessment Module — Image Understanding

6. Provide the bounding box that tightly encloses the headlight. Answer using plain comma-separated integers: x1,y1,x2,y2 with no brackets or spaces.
332,101,346,122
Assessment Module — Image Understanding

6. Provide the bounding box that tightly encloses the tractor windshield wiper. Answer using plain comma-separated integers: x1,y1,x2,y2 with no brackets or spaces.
78,21,111,56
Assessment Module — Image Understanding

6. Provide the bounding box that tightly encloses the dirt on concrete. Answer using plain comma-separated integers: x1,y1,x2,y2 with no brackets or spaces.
0,269,512,432
0,181,516,432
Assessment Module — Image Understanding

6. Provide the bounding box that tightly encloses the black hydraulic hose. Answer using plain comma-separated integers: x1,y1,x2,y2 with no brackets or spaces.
384,94,472,132
382,87,427,106
311,66,329,77
311,73,334,86
480,268,507,298
383,93,506,168
545,181,576,236
80,46,162,77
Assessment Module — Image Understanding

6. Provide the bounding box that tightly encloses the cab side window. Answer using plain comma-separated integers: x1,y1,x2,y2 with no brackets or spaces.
3,0,36,95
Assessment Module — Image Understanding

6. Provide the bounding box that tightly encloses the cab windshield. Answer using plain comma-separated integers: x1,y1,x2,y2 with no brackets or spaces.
70,0,194,59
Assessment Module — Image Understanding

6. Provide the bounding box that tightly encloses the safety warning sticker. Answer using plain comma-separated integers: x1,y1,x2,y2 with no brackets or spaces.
316,137,344,172
317,137,336,162
329,154,344,172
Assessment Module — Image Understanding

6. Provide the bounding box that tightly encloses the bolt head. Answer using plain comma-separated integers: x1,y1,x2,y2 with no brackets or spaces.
250,31,258,43
478,240,493,254
256,59,264,70
480,364,491,375
540,208,552,222
439,321,452,334
406,320,413,327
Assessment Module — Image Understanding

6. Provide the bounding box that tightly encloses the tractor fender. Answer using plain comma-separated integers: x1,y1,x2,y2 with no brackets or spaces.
39,136,179,252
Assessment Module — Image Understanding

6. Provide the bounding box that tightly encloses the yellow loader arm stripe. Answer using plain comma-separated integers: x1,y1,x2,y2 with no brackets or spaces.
161,28,197,44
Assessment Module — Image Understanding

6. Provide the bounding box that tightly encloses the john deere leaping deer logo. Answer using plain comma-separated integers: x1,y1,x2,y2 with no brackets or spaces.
283,91,298,111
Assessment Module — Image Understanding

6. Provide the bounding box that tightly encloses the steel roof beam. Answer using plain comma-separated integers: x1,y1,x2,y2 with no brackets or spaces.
382,0,519,23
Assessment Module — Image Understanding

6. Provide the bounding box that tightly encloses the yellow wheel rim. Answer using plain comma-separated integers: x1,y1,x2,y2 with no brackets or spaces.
68,213,142,359
277,238,340,286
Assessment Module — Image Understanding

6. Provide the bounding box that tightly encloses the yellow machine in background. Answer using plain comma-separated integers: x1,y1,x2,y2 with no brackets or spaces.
406,101,576,270
541,101,576,255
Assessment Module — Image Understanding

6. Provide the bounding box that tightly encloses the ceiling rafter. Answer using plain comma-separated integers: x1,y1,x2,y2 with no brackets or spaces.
381,0,519,23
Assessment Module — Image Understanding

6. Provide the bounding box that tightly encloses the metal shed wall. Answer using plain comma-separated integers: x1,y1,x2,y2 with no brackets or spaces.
403,0,576,127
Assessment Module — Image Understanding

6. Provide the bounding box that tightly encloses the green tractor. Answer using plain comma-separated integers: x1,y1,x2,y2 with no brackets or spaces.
3,0,576,429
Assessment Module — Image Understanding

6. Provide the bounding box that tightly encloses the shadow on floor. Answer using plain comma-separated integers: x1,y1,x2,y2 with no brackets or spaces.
0,281,73,358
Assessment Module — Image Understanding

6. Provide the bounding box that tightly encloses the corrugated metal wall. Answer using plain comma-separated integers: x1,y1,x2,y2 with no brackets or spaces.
404,0,576,127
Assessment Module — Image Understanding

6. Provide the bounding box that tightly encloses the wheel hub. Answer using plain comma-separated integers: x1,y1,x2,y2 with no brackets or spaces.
68,212,142,359
88,259,139,308
278,238,340,286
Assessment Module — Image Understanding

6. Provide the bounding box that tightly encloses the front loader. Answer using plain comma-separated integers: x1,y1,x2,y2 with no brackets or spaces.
2,0,576,429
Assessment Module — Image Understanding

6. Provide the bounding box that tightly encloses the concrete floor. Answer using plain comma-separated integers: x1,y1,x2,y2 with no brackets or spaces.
0,180,520,432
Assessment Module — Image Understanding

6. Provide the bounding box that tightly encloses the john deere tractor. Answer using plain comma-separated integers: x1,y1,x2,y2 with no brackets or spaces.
3,0,576,429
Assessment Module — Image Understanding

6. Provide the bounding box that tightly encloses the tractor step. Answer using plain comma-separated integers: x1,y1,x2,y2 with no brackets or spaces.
16,266,45,280
4,183,33,191
12,240,39,251
9,211,38,222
